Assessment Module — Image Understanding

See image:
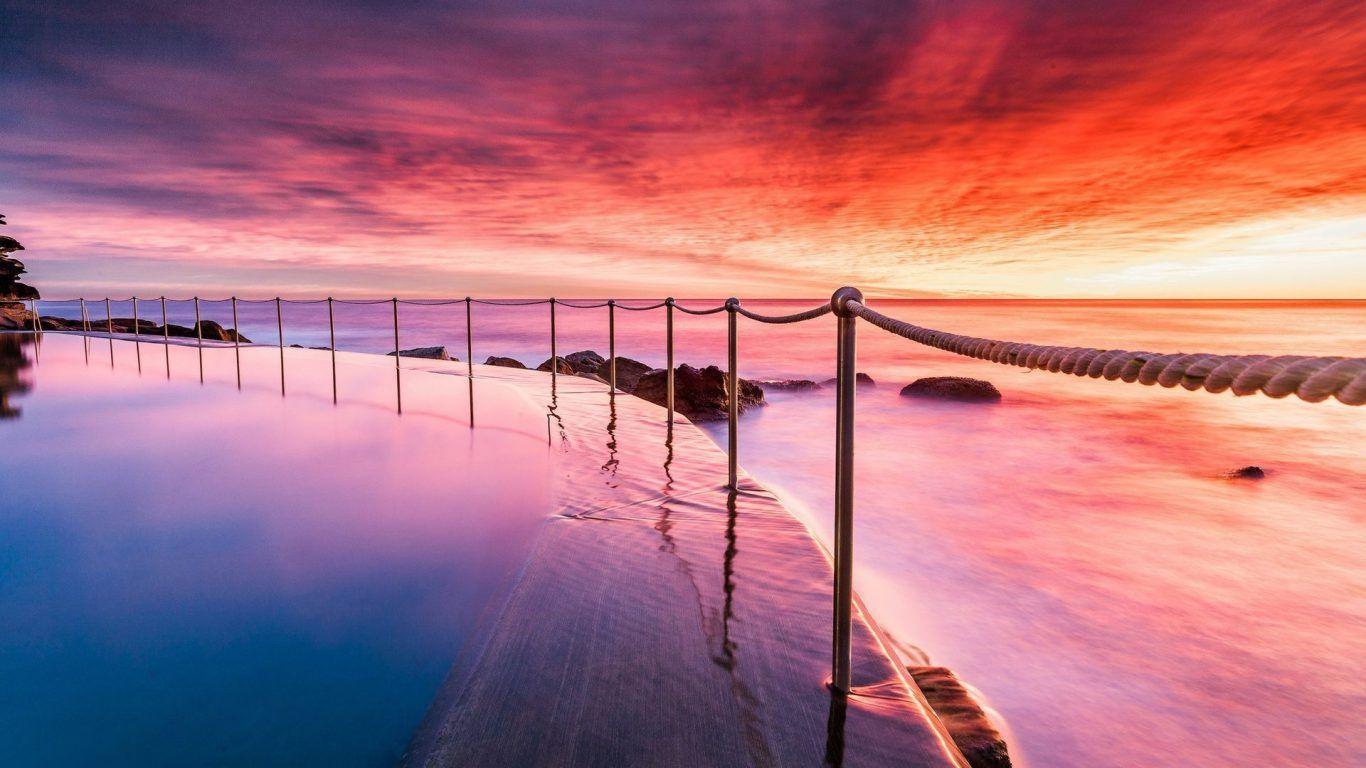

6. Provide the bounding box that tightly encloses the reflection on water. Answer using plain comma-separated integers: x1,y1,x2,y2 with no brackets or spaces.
0,334,553,767
0,333,34,418
24,300,1366,767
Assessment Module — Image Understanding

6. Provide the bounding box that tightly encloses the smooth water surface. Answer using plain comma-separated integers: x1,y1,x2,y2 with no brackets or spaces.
0,333,553,766
31,299,1366,767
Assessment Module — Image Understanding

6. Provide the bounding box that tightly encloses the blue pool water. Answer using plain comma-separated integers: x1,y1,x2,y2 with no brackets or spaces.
0,332,553,766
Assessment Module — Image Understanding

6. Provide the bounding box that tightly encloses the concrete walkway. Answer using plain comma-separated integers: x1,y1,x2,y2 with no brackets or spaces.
402,366,966,767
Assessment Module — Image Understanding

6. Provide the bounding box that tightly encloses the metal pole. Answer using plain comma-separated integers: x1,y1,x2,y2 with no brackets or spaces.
830,286,862,693
105,298,113,367
80,298,89,364
161,296,170,379
466,297,475,427
30,298,40,334
392,297,402,414
231,297,241,389
276,297,285,396
726,297,739,490
327,297,336,403
665,298,675,431
132,296,142,374
194,296,203,383
608,300,616,392
549,298,557,389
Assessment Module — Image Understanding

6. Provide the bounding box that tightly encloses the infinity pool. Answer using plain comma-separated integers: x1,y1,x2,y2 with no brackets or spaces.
0,332,553,766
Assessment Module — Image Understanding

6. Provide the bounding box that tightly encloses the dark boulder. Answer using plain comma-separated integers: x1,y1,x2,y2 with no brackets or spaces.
562,350,606,373
386,345,456,361
484,356,527,369
821,372,876,388
901,376,1001,403
908,666,1012,768
536,356,576,374
0,303,35,330
632,364,764,422
606,356,652,392
1222,465,1266,480
191,320,250,343
757,379,822,393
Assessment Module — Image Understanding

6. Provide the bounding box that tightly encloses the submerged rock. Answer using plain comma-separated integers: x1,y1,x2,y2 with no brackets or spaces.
386,345,456,361
821,372,877,388
632,363,764,422
757,379,822,393
907,666,1012,768
1223,465,1266,480
901,376,1001,403
484,356,527,369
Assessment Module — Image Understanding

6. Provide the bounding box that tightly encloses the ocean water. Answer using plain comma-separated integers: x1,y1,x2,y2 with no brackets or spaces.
35,298,1366,767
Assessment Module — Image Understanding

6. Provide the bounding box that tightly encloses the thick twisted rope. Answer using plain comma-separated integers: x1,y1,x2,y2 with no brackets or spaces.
736,304,833,324
846,300,1366,405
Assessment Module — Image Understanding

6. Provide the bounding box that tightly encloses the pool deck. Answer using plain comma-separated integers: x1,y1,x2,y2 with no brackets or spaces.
399,362,966,767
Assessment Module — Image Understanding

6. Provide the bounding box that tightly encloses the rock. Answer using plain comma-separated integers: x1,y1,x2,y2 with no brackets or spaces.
632,364,765,422
386,345,455,361
821,372,876,388
562,350,606,373
908,666,1012,768
484,356,527,369
1223,465,1266,480
607,356,652,392
536,356,576,374
34,315,250,343
757,379,822,393
901,376,1001,403
0,302,35,330
192,320,250,343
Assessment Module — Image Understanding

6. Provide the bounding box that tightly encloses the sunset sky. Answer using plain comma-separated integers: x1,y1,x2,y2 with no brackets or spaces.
3,0,1364,298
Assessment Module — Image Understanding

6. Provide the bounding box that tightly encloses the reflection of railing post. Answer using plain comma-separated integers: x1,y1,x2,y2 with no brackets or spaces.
392,297,402,414
549,297,557,388
830,286,862,693
275,297,285,396
327,297,336,403
231,296,241,389
465,297,474,427
726,297,739,490
665,298,675,432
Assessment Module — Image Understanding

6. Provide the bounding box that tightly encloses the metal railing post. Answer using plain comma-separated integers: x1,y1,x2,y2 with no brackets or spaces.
665,298,675,432
549,298,557,388
608,300,616,392
30,298,40,334
161,296,170,378
80,298,89,364
327,297,336,403
726,297,739,489
392,297,402,414
194,296,204,383
132,296,142,373
830,286,862,693
105,298,114,367
465,297,474,427
276,297,285,396
231,296,241,389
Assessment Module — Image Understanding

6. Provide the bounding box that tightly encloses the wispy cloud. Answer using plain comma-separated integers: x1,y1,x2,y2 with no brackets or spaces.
2,0,1363,297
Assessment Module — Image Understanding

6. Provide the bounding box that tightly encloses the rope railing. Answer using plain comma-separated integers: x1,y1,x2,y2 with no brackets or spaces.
842,299,1366,406
20,287,1361,698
